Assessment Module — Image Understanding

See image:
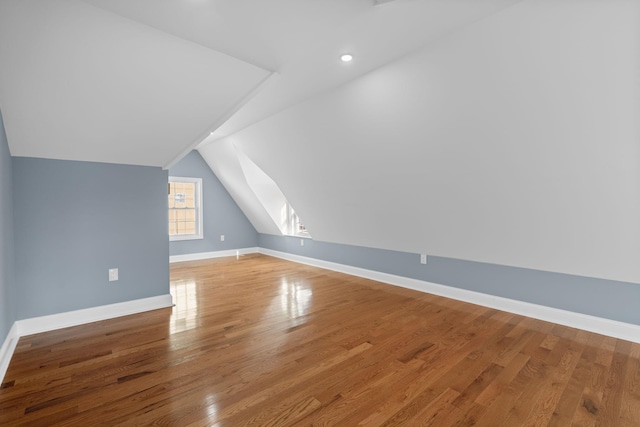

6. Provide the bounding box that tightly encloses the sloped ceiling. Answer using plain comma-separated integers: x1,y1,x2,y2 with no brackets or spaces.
0,0,523,167
202,0,640,284
0,0,270,167
3,0,637,284
198,139,282,236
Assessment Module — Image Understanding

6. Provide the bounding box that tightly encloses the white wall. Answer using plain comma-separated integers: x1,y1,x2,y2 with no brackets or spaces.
214,0,640,283
198,140,282,235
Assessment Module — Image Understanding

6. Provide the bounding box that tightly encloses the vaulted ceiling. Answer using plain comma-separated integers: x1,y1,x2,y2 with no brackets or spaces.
198,0,640,284
1,0,639,284
0,0,521,167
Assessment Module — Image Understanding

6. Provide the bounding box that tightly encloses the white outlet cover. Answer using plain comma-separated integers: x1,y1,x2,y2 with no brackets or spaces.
300,239,304,246
109,268,119,281
220,234,225,241
420,254,427,265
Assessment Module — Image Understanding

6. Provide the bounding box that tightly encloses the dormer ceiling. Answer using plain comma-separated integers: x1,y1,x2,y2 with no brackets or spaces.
0,0,522,167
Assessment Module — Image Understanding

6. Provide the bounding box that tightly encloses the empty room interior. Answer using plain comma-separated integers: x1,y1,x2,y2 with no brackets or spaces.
1,0,639,425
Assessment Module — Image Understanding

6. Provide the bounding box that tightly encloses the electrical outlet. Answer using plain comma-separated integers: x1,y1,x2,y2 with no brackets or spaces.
220,234,225,242
420,254,427,265
300,239,304,246
109,268,119,282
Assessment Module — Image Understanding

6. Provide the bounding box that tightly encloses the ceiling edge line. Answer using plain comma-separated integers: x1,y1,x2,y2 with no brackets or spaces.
162,71,278,170
79,0,275,71
193,1,528,148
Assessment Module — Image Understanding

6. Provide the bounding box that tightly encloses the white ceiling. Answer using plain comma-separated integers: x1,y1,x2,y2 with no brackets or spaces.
2,0,638,284
0,0,522,166
0,0,270,167
202,0,640,283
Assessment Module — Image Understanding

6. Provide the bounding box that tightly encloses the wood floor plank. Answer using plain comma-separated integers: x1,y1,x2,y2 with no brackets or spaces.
1,254,639,426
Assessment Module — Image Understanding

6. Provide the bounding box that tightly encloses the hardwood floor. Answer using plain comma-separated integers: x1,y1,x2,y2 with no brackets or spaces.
1,254,639,426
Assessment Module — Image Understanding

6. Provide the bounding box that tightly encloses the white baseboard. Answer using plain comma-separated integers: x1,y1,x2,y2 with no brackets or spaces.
16,294,174,337
1,294,173,383
0,322,19,384
258,248,640,344
170,247,258,263
3,248,639,384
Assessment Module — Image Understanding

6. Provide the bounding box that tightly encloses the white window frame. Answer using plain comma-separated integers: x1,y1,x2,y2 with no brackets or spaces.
284,203,310,238
168,176,203,242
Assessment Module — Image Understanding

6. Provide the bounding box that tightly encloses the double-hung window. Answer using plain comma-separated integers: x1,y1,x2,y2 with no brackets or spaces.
168,177,203,241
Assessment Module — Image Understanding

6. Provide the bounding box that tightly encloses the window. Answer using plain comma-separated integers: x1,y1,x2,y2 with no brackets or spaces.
283,203,310,237
168,177,203,241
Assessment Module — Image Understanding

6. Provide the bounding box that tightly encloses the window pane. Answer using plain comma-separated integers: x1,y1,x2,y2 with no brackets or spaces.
169,223,176,235
186,210,195,221
177,210,186,221
185,222,196,234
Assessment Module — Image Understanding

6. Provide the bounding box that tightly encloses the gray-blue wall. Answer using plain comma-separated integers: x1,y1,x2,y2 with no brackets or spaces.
259,234,640,326
169,151,257,256
0,111,15,342
13,157,170,319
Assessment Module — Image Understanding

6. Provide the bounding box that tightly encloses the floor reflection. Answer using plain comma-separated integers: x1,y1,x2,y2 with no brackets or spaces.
204,393,218,422
170,279,198,334
279,278,313,321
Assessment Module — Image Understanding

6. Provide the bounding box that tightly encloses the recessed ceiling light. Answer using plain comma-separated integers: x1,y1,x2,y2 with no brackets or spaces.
340,54,353,62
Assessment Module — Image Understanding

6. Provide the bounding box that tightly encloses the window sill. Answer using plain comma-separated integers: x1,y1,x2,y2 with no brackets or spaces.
285,234,312,239
170,234,204,242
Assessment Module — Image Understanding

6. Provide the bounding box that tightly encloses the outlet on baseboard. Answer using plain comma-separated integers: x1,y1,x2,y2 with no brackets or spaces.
109,268,119,282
